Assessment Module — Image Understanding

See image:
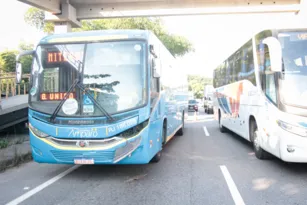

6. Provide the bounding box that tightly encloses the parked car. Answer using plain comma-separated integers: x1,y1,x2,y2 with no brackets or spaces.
188,99,198,112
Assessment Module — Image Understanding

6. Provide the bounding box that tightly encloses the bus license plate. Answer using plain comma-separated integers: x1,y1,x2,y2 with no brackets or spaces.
74,159,94,164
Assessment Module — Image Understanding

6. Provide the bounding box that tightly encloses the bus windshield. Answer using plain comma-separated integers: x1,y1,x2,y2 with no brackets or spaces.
29,41,147,117
278,31,307,108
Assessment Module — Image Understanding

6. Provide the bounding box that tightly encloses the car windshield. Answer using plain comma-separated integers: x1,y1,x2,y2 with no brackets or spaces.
174,95,189,102
278,31,307,108
29,41,147,117
189,100,197,104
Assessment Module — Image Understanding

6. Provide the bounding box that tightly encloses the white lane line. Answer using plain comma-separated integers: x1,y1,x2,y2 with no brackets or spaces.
203,119,214,122
203,126,210,136
220,165,245,205
6,165,80,205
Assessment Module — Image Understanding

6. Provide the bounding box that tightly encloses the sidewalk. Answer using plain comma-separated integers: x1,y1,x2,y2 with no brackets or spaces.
0,140,32,172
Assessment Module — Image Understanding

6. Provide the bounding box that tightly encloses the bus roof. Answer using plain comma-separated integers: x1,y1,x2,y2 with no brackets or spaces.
39,29,152,44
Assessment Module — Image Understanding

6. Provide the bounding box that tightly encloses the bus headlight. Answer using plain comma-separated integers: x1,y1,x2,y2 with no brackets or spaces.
119,120,148,139
29,123,49,138
277,120,307,137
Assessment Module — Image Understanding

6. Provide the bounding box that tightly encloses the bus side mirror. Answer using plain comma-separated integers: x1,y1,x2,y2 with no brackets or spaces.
152,58,160,78
15,50,35,84
16,62,22,84
149,45,157,58
263,37,282,73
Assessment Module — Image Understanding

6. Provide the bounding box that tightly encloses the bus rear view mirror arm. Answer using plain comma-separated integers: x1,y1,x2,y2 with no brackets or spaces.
263,37,282,73
15,50,35,84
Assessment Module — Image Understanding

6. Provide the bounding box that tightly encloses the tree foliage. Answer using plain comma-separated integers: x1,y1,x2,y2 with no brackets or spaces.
188,75,213,99
0,42,34,74
24,7,45,31
24,8,194,57
24,7,54,34
18,41,34,74
0,51,18,73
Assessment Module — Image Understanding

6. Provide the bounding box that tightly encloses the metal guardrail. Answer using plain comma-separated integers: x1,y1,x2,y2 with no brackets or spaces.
0,73,30,107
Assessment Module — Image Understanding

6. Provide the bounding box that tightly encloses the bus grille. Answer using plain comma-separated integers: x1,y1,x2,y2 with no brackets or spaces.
50,150,115,163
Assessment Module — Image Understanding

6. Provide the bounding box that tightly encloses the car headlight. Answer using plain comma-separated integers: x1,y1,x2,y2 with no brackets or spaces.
277,120,307,137
29,123,49,138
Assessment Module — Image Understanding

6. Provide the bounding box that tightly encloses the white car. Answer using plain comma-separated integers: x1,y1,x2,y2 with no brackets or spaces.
204,95,214,114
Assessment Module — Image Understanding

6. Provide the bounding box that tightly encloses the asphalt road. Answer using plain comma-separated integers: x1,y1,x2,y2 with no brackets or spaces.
2,108,307,205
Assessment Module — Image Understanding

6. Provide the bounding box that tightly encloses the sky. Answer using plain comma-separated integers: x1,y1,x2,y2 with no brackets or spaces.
1,1,307,78
0,1,45,51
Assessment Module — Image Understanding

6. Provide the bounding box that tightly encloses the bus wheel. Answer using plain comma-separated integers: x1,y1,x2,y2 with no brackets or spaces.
177,112,184,136
151,151,162,163
151,125,165,163
251,121,269,160
219,110,226,133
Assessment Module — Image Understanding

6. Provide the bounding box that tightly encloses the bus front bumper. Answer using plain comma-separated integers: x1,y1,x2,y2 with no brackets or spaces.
29,128,149,164
279,130,307,163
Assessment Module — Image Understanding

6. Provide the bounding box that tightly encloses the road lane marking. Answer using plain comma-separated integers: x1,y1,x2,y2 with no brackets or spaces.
202,119,214,122
203,126,210,136
220,165,245,205
6,165,80,205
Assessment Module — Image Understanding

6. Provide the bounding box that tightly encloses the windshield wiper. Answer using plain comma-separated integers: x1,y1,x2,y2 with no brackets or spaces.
76,83,115,122
50,78,80,123
49,79,115,123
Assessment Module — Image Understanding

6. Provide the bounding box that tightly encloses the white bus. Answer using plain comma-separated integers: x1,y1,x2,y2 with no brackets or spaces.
213,28,307,162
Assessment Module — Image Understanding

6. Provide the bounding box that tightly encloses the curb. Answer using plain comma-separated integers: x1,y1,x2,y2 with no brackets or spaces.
0,141,32,172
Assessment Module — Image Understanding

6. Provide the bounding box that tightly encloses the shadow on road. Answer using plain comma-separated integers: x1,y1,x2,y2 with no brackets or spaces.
67,127,186,180
210,124,307,173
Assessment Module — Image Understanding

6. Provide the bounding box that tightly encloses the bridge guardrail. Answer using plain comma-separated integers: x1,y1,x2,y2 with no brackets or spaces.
0,73,30,109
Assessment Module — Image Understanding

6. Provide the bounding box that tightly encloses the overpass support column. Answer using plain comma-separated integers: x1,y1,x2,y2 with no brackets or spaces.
54,22,72,33
45,1,81,34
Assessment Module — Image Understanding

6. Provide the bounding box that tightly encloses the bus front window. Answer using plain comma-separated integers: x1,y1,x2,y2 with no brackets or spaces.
29,41,147,117
278,31,307,108
83,41,147,115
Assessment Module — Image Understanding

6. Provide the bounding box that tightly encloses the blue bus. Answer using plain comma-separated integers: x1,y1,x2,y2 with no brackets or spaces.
16,30,187,164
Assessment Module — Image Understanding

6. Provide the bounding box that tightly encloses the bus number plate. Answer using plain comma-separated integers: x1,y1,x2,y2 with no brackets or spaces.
74,159,94,164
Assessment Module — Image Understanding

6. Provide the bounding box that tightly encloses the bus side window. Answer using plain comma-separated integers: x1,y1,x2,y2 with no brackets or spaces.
265,74,277,104
150,57,160,107
259,43,271,72
259,44,272,90
258,43,277,104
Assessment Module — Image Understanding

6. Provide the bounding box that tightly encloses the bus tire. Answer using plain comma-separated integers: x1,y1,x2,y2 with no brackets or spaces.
250,120,269,160
151,150,162,163
218,110,226,133
177,112,185,136
151,124,166,163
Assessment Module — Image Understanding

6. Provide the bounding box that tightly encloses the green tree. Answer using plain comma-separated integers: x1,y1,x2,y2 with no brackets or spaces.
24,7,54,34
0,56,4,72
18,41,34,74
0,42,34,74
188,75,213,99
24,8,194,57
0,50,18,73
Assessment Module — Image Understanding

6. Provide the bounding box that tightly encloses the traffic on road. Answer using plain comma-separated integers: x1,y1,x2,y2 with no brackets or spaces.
2,109,307,205
1,2,307,205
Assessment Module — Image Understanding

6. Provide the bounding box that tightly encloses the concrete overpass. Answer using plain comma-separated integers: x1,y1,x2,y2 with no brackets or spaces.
17,0,306,33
